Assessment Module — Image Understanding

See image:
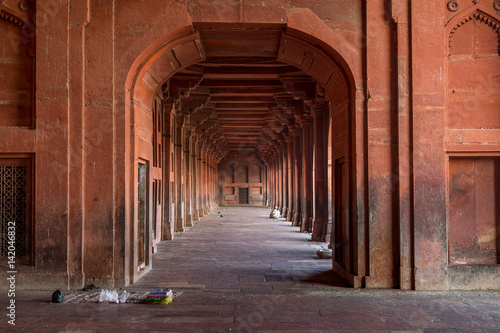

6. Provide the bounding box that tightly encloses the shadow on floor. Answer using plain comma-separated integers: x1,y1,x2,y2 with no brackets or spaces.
301,269,351,287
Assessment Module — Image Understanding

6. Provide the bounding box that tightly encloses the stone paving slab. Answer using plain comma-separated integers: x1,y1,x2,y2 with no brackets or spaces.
2,207,500,332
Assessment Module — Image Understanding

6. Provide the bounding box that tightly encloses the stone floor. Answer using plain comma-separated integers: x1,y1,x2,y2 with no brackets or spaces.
5,207,500,332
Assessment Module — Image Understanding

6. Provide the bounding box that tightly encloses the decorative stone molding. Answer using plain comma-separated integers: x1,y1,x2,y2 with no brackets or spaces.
448,11,500,48
0,7,35,57
447,0,460,12
0,9,25,27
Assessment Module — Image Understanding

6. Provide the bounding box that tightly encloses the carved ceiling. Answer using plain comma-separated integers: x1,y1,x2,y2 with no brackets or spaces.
165,28,324,162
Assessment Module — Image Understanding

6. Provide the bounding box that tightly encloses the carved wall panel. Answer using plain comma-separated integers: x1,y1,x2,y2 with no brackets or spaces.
0,15,34,127
448,11,500,129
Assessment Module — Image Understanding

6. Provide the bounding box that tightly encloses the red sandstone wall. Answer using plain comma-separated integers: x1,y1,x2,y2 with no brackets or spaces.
219,153,265,206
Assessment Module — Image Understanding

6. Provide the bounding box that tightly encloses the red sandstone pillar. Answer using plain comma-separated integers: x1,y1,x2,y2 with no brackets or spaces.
213,156,217,208
273,159,277,209
199,144,205,216
312,103,328,241
197,141,204,218
174,114,184,232
278,150,284,213
204,149,210,214
211,155,215,209
202,148,208,215
263,163,268,207
281,145,288,217
268,160,274,208
275,154,280,210
183,124,192,227
191,134,199,222
274,158,278,209
205,150,210,211
162,103,173,240
286,136,294,221
214,157,218,208
301,116,313,232
292,130,302,226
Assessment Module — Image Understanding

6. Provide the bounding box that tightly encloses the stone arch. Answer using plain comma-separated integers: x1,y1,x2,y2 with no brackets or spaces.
0,3,33,29
447,8,500,54
122,6,361,285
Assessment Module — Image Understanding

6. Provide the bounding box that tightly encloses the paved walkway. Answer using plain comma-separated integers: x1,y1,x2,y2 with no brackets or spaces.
5,207,500,332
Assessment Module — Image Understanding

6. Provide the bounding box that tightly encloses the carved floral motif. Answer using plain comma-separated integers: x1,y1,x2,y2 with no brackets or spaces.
494,0,500,11
18,0,32,12
447,0,460,12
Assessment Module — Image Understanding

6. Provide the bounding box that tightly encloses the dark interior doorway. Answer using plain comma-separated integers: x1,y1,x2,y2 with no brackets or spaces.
239,187,249,205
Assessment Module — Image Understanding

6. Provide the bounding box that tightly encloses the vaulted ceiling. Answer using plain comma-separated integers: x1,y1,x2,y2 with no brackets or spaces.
166,28,322,162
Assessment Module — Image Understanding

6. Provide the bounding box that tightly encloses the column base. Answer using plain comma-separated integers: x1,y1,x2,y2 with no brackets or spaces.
286,208,293,222
162,222,173,240
192,210,200,222
162,231,174,241
312,218,326,242
292,211,300,226
281,207,287,218
185,214,192,227
301,216,311,233
175,218,184,233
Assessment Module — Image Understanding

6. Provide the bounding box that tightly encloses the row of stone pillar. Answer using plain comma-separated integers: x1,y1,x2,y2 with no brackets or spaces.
263,103,329,242
169,111,221,235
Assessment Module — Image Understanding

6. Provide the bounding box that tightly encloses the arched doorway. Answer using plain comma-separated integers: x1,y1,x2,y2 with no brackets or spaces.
124,22,361,286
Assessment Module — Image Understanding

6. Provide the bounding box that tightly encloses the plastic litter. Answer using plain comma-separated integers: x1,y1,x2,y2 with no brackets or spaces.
119,290,131,303
98,289,130,303
316,248,333,259
145,288,173,304
52,290,64,303
270,208,281,219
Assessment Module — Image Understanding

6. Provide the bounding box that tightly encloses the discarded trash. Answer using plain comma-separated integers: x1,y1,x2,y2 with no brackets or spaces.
270,209,281,219
316,248,333,259
98,289,130,303
119,290,131,303
145,288,173,304
52,290,64,303
220,214,224,217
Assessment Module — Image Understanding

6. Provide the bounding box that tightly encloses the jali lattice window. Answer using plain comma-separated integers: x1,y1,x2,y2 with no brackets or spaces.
0,157,33,265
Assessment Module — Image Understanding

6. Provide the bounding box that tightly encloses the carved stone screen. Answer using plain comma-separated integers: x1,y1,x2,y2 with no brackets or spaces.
0,158,32,264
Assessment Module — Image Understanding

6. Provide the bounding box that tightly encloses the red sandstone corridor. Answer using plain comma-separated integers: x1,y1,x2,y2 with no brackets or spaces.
2,0,499,292
6,207,500,332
